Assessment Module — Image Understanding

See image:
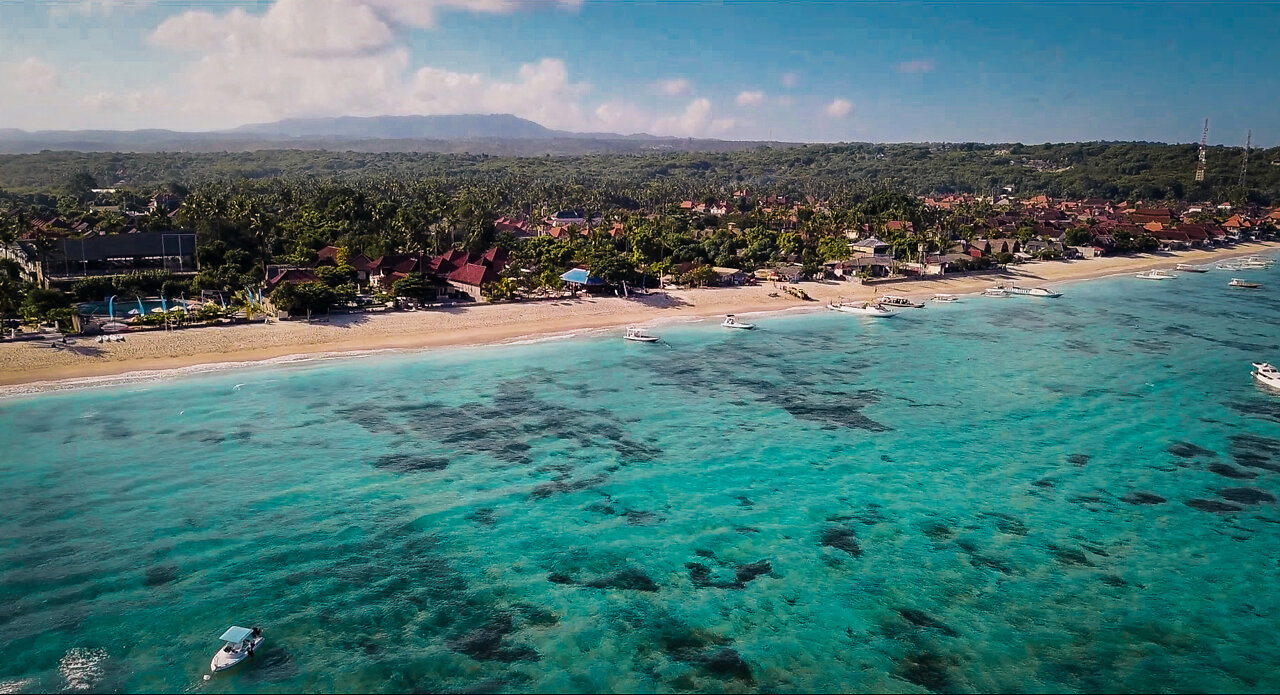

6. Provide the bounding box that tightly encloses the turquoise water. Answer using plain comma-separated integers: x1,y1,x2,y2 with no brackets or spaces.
5,263,1280,693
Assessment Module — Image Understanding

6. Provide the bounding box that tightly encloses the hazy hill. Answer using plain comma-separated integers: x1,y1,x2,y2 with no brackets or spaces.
0,114,789,155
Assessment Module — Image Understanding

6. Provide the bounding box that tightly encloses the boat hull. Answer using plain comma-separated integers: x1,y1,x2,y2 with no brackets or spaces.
211,636,263,672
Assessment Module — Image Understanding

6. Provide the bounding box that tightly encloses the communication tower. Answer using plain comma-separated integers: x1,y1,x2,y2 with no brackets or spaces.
1239,130,1251,187
1194,118,1209,182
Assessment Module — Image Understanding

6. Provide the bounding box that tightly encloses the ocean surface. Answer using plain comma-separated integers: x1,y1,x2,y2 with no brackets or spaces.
5,262,1280,693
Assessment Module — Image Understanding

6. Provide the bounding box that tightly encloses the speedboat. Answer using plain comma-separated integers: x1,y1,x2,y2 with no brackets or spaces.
624,327,660,342
722,315,755,330
1136,269,1177,280
1253,363,1280,390
828,301,897,317
210,626,263,674
876,295,924,308
1229,278,1262,289
931,294,959,302
981,288,1011,298
1175,263,1211,273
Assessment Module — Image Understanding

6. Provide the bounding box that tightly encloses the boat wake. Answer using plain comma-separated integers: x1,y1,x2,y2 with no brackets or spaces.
58,648,107,691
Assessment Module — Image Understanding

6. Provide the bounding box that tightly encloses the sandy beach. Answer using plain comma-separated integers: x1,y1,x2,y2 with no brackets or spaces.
2,242,1275,391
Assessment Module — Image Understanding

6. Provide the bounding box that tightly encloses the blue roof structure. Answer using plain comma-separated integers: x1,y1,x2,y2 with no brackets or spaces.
560,268,605,285
220,626,253,643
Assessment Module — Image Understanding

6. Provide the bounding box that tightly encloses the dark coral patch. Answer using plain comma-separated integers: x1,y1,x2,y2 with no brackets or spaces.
897,608,959,637
820,526,862,557
1207,463,1257,480
1218,487,1276,504
1168,442,1217,459
1121,492,1167,505
584,567,658,592
1186,499,1243,513
372,455,449,473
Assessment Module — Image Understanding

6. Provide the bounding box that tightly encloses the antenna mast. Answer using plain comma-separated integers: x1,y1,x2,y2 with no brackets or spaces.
1194,118,1209,182
1239,130,1251,187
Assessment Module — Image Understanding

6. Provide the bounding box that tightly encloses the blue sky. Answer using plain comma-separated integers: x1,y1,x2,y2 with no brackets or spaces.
0,0,1276,145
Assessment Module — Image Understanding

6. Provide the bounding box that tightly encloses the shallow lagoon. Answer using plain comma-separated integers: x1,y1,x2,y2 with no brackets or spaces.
4,265,1280,693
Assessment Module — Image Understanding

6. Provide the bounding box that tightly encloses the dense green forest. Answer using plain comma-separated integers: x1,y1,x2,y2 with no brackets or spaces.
1,141,1277,203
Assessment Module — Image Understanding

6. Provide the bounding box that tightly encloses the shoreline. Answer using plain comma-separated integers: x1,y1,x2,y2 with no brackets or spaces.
2,242,1276,395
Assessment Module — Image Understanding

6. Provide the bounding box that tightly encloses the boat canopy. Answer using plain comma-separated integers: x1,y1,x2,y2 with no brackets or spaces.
220,626,253,643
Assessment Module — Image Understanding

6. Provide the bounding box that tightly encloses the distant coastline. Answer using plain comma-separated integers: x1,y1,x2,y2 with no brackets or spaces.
2,242,1275,396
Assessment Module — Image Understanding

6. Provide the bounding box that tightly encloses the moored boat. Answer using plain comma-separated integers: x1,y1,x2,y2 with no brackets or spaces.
1136,269,1178,280
1253,362,1280,390
999,285,1061,297
876,295,925,308
828,301,897,317
931,294,958,302
624,327,661,342
981,288,1010,298
722,315,755,330
1229,278,1262,289
210,626,263,674
1175,263,1210,273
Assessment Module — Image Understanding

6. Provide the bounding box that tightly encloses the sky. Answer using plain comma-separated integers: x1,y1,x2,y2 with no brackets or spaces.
0,0,1277,145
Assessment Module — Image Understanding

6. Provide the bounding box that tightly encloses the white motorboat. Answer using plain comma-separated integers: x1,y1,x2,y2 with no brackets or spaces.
1241,256,1275,269
981,288,1011,298
1003,286,1062,297
1253,363,1280,390
210,626,263,674
1229,278,1262,289
876,295,925,308
1175,263,1210,273
1217,262,1245,271
1136,269,1178,280
722,315,755,330
828,301,897,317
624,327,660,342
931,294,959,302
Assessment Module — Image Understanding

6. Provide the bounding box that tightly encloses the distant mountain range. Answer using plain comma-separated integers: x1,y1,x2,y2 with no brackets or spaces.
0,114,792,155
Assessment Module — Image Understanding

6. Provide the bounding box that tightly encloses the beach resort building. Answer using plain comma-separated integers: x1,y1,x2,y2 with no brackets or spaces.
2,231,198,287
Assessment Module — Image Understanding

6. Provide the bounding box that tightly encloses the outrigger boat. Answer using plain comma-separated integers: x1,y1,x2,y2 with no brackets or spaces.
721,314,755,330
624,326,661,342
876,295,925,309
828,300,897,317
1175,263,1211,273
1136,269,1177,280
210,626,263,674
931,294,959,302
1229,278,1262,289
981,288,1011,298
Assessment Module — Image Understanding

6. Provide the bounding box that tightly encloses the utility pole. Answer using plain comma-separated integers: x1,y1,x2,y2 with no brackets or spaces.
1239,130,1252,187
1194,118,1209,182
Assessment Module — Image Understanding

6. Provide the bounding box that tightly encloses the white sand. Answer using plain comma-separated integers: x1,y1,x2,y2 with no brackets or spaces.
2,242,1275,390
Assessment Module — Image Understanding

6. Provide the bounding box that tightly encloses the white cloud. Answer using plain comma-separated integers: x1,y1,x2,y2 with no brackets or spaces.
653,77,692,97
895,60,936,74
735,90,765,106
9,58,62,93
652,98,734,137
824,98,853,117
781,71,798,88
8,0,737,138
776,95,794,107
